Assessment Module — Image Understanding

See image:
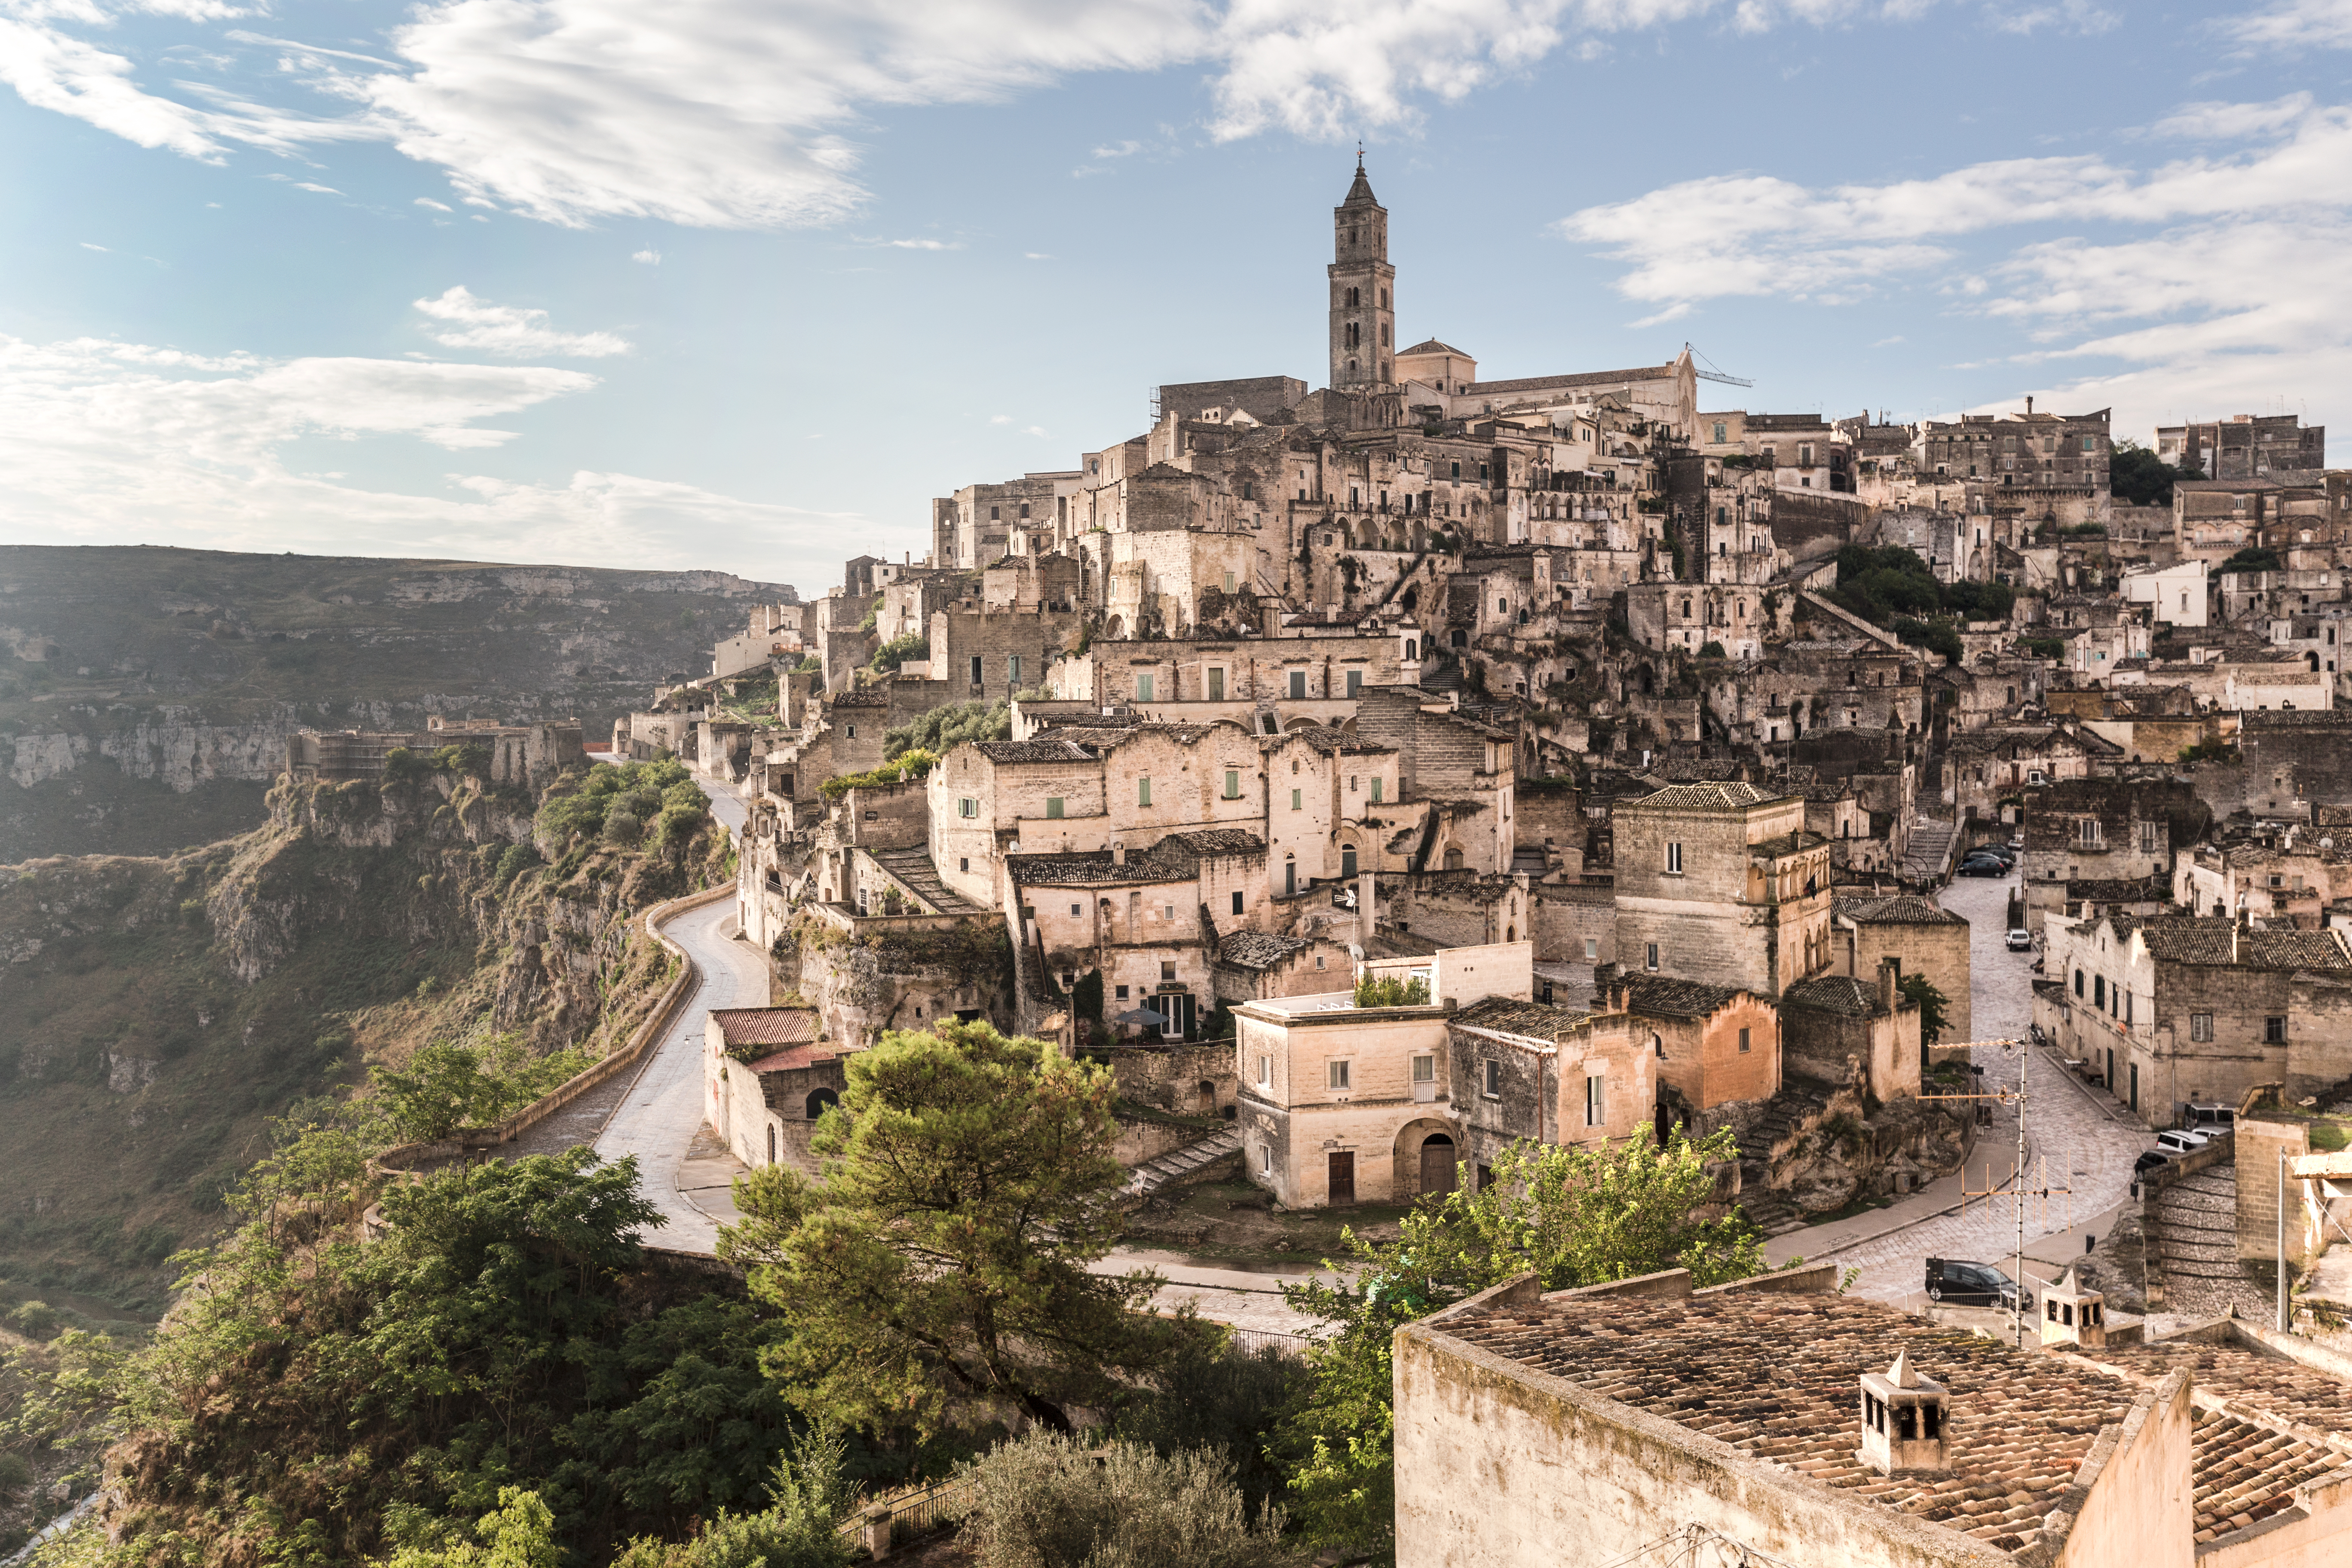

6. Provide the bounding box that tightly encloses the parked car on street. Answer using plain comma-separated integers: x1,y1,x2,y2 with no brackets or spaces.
2155,1129,2212,1156
1959,856,2009,877
2179,1103,2236,1135
2133,1151,2173,1177
2006,928,2034,950
1925,1258,2033,1311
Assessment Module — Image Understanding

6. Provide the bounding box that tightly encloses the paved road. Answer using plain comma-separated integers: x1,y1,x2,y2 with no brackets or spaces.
1765,864,2154,1308
593,895,769,1253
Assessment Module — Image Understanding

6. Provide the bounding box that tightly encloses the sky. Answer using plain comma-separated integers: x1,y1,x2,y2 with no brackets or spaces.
3,0,2350,597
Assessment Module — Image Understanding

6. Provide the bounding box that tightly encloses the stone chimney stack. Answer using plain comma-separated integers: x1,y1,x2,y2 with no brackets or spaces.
1111,842,1127,867
1858,1351,1951,1475
2039,1266,2108,1350
1878,956,1901,1015
2026,395,2034,416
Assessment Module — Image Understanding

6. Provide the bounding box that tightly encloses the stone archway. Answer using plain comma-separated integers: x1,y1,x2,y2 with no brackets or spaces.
1393,1117,1459,1199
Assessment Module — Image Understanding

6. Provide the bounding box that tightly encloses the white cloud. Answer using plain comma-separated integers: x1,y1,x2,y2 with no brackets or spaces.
631,248,660,264
881,237,955,249
2233,0,2352,49
412,285,631,358
291,181,342,194
1024,251,1054,259
413,195,453,211
0,0,2068,233
80,241,109,251
0,331,853,578
1558,96,2352,437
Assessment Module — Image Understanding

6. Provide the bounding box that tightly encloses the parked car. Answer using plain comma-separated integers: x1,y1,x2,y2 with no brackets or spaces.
1975,844,2019,864
2133,1151,2174,1177
2006,928,2034,950
1924,1258,2033,1311
1959,857,2009,877
2155,1129,2211,1156
2179,1103,2236,1134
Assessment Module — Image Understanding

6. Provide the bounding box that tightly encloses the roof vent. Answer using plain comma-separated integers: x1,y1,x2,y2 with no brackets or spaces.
1858,1351,1950,1475
2040,1265,2107,1350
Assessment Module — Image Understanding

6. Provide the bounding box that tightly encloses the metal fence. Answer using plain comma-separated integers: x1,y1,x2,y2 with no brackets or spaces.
1225,1324,1320,1358
835,1473,978,1543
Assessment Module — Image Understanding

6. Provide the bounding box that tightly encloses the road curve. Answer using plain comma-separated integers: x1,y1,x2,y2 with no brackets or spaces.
594,895,768,1254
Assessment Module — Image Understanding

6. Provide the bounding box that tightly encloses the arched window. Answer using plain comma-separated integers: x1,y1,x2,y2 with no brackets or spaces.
1341,845,1358,878
806,1087,839,1121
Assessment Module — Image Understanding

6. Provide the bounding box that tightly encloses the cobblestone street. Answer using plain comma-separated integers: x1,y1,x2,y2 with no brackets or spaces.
1765,864,2157,1307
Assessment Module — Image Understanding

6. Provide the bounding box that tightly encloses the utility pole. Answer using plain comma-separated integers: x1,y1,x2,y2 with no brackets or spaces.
2014,1039,2030,1350
2278,1143,2289,1332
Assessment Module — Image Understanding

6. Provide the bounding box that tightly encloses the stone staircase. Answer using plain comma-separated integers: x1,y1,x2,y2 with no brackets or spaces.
1900,818,1958,885
1731,1093,1824,1237
1124,1127,1242,1197
867,848,983,914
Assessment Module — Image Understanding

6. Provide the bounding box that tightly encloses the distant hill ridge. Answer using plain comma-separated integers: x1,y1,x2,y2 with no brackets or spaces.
0,546,795,861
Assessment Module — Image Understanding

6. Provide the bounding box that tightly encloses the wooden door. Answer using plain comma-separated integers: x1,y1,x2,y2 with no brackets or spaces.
1419,1135,1457,1196
1327,1151,1355,1206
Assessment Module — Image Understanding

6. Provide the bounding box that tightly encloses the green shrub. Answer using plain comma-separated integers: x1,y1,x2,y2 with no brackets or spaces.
869,632,928,674
7,1300,59,1340
0,1451,30,1497
885,699,1010,760
959,1431,1286,1568
604,809,645,846
818,749,939,801
1352,974,1430,1008
1697,641,1726,660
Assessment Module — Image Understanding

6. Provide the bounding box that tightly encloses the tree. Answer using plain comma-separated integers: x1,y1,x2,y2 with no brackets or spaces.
723,1021,1179,1440
868,632,928,674
1899,973,1951,1045
959,1431,1289,1568
885,699,1011,760
2110,441,2200,508
1274,1129,1771,1561
375,1042,513,1142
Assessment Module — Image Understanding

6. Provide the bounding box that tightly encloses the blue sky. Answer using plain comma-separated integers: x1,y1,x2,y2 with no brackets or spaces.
3,0,2349,596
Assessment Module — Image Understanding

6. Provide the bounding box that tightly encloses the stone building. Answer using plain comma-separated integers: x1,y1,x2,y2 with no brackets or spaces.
2022,777,2205,934
701,1006,848,1175
1782,962,1925,1102
1619,974,1780,1131
1395,1264,2352,1568
1611,782,1833,996
2156,412,2326,481
2037,912,2352,1125
287,718,585,791
1834,893,1973,1045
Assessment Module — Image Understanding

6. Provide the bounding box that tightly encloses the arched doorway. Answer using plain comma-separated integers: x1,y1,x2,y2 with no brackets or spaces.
1393,1118,1458,1198
805,1087,839,1120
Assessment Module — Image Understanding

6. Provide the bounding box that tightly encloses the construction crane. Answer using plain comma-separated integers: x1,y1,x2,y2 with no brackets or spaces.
1684,342,1754,388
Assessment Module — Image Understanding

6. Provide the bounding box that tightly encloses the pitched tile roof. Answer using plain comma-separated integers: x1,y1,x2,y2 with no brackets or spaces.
1625,975,1745,1020
2125,918,2352,971
1845,894,1969,926
1450,996,1592,1043
1216,929,1308,970
1783,975,1887,1017
974,737,1098,763
1622,781,1778,813
711,1007,822,1047
743,1042,854,1074
1439,1292,2139,1557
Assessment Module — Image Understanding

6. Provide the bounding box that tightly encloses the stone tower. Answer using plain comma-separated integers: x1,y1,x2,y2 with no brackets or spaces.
1329,155,1395,390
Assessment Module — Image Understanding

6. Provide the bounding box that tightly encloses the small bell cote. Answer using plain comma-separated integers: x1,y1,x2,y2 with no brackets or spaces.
2040,1265,2107,1350
1858,1351,1951,1475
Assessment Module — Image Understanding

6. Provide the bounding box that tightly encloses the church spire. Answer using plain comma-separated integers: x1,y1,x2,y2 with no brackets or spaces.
1343,148,1378,208
1328,156,1394,389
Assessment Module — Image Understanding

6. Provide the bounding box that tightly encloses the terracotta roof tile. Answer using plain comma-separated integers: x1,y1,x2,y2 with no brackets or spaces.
1625,975,1746,1020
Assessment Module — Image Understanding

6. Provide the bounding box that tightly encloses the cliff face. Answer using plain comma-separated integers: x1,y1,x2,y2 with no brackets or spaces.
0,545,796,860
0,769,728,1310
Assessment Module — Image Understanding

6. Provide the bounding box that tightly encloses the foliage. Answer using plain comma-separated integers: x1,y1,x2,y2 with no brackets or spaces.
606,1434,854,1568
534,758,699,851
1696,640,1726,660
379,1487,564,1568
1889,615,1964,665
1349,974,1430,1009
1275,1129,1770,1559
372,1033,594,1142
884,700,1010,761
857,594,884,636
868,633,928,675
1897,974,1950,1045
102,1142,804,1565
723,1021,1180,1441
1830,545,1942,624
2014,634,2067,659
2110,441,2201,507
490,842,542,892
959,1431,1289,1568
1111,1334,1306,1517
817,750,938,802
1071,970,1105,1034
1940,578,2015,624
792,655,822,675
2215,546,2284,578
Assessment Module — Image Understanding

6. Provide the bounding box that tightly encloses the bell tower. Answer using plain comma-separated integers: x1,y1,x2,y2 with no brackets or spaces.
1329,154,1395,390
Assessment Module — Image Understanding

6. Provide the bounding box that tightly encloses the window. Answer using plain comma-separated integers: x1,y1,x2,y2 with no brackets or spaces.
969,655,983,686
1341,846,1358,878
1257,1054,1271,1086
2266,1016,2287,1044
1161,960,1176,980
1289,670,1308,699
1414,1055,1436,1086
846,724,857,740
958,797,978,818
959,857,969,872
1738,1027,1752,1054
1224,570,1237,592
1584,937,1599,960
1482,1060,1502,1097
1069,903,1081,917
1008,655,1022,686
1138,776,1152,806
1370,778,1384,804
1222,769,1241,799
1207,668,1225,701
1712,421,1727,444
2093,976,2105,1009
1346,668,1363,698
1328,1060,1352,1090
2073,969,2085,998
1645,942,1660,972
1045,796,1064,819
1584,1074,1606,1128
2129,1062,2139,1109
1665,842,1684,874
1136,673,1155,701
1290,789,1302,811
1231,890,1244,915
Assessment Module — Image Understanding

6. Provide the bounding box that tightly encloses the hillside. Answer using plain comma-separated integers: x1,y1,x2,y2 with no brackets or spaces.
0,546,794,861
0,759,731,1313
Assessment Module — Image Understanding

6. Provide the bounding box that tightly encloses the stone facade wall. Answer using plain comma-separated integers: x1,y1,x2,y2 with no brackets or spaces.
1112,1038,1241,1117
1235,1006,1455,1207
1644,992,1780,1112
1844,916,1974,1045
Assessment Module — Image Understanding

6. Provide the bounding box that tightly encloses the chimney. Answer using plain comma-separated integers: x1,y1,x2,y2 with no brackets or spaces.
2039,1266,2108,1350
1858,1351,1951,1475
1877,956,1901,1015
1357,870,1376,947
1111,842,1127,867
2025,395,2034,416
